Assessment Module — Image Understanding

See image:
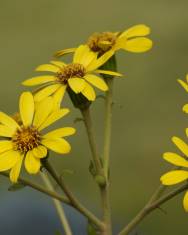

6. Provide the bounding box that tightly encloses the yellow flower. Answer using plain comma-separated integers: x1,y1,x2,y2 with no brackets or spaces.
0,92,75,183
23,45,122,105
160,136,188,212
56,24,152,57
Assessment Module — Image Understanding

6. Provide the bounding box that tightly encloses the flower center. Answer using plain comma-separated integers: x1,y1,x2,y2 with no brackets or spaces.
12,126,41,153
56,63,86,84
87,32,117,54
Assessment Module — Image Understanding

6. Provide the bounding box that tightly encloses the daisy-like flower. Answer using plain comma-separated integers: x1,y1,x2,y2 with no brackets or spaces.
56,24,152,57
0,92,75,183
160,136,188,212
22,45,122,105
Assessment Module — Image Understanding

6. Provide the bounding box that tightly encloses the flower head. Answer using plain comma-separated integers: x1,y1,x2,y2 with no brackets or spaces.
56,24,152,57
23,45,122,105
0,92,75,182
160,136,188,211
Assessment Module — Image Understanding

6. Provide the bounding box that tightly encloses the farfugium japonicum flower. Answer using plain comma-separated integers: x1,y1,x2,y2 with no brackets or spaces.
22,45,122,106
0,92,75,183
56,24,152,57
160,136,188,212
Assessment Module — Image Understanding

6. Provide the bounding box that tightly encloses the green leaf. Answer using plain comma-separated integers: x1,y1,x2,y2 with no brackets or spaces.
8,183,26,192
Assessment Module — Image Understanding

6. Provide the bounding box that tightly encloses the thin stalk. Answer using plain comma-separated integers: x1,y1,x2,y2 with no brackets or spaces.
0,172,70,204
81,107,103,176
103,77,114,179
40,171,72,235
43,160,105,231
101,186,112,235
81,107,112,235
118,183,188,235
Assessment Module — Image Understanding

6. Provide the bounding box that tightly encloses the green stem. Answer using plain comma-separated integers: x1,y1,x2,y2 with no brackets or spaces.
81,107,112,235
81,107,103,176
0,172,70,204
40,172,72,235
43,160,105,231
103,77,114,179
118,183,188,235
100,186,112,235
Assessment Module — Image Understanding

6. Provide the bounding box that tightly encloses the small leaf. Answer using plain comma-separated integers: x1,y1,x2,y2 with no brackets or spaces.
8,183,26,192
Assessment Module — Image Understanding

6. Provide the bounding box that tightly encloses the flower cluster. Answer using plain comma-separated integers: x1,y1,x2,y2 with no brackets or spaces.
0,24,152,182
161,74,188,211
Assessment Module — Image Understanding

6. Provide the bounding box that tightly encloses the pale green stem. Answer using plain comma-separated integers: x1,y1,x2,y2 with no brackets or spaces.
81,107,103,176
43,160,105,231
0,172,70,204
81,107,112,235
40,171,72,235
103,77,114,179
118,183,188,235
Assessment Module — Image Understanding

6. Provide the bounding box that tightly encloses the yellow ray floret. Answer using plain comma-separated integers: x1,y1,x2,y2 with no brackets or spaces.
160,135,188,211
0,92,75,183
23,45,122,106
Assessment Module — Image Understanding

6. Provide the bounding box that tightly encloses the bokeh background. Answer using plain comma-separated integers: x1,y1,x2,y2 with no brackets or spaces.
0,0,188,234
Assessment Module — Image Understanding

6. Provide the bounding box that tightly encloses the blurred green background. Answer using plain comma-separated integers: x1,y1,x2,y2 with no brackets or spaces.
0,0,188,234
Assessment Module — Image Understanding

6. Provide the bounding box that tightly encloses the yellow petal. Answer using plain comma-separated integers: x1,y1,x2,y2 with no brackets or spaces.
0,112,20,131
183,191,188,212
19,92,34,126
50,60,66,68
123,37,152,53
22,76,56,86
172,136,188,157
25,151,41,174
81,82,96,101
95,69,123,77
0,141,13,154
34,84,61,102
68,78,86,93
119,25,150,39
33,97,53,128
32,146,47,158
38,108,70,131
177,79,188,92
183,104,188,113
10,155,24,183
160,170,188,185
42,138,71,154
52,86,66,110
0,150,20,171
36,64,59,73
86,50,114,72
0,125,15,137
74,45,97,67
55,48,76,57
163,152,188,167
43,127,76,138
84,74,108,91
